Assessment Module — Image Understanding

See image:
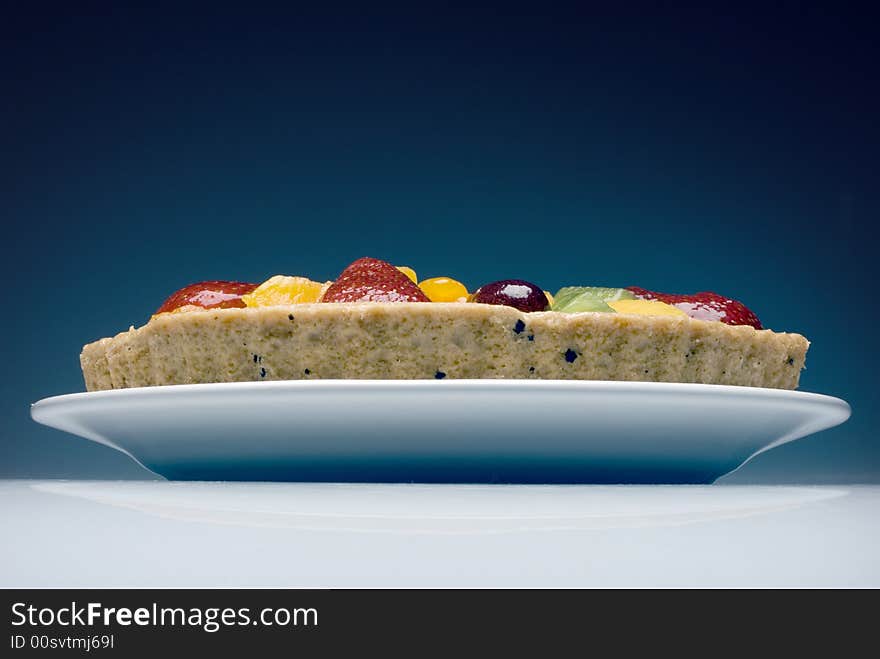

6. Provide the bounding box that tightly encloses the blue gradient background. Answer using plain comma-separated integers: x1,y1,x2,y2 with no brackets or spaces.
2,5,877,481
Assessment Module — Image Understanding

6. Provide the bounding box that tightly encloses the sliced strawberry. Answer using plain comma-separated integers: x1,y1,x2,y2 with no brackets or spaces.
156,281,258,314
626,287,762,329
322,257,430,303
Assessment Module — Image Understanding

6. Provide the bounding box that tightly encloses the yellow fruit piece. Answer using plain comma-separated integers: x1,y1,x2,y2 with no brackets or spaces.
241,275,330,307
544,290,554,306
607,299,688,317
151,304,202,320
396,266,418,284
168,304,203,314
419,276,469,302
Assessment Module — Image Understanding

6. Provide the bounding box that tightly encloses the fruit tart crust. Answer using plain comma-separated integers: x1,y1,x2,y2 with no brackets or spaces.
80,302,809,391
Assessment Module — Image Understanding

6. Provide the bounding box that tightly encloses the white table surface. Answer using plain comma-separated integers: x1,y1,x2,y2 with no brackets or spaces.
2,480,878,587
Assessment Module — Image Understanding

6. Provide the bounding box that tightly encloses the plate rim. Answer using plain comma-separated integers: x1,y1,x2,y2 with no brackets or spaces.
31,379,851,417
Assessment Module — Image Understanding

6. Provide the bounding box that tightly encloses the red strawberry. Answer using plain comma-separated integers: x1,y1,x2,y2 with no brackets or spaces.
626,287,763,329
156,281,258,314
322,257,430,303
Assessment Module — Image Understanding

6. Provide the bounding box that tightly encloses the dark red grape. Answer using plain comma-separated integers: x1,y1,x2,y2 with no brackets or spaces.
472,279,549,312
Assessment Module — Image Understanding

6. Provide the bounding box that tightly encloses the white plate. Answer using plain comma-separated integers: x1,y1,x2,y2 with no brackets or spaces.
30,381,850,484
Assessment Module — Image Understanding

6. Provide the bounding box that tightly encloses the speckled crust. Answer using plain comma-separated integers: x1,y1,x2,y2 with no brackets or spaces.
79,303,810,391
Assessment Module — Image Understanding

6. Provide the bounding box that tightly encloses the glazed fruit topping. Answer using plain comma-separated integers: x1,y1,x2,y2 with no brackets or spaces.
322,257,430,303
551,287,635,313
626,287,762,329
472,279,549,312
241,275,329,307
419,276,469,302
150,262,762,331
395,266,418,284
155,281,258,314
607,299,687,317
